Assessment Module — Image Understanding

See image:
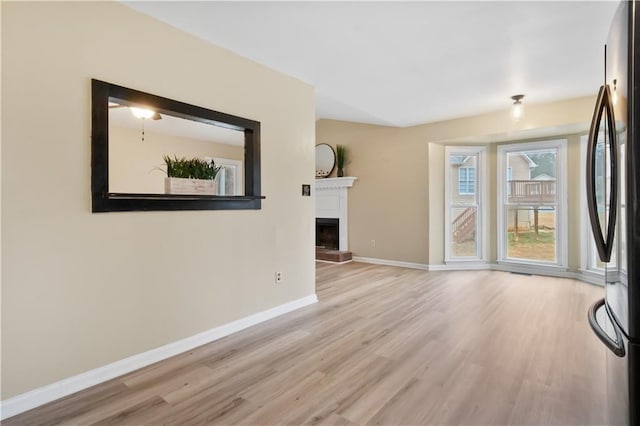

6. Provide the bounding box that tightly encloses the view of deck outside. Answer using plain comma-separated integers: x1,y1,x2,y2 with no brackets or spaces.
450,148,558,262
451,189,557,260
505,149,557,262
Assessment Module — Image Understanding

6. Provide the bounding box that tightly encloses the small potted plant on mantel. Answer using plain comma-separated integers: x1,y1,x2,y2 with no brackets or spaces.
336,144,350,177
163,155,221,195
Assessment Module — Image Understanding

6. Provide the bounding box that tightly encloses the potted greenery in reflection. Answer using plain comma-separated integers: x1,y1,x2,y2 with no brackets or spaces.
163,155,222,195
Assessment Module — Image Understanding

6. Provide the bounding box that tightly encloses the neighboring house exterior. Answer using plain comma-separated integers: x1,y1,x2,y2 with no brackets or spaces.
450,153,534,203
450,155,477,204
450,153,539,236
508,152,536,183
532,173,554,181
507,153,538,230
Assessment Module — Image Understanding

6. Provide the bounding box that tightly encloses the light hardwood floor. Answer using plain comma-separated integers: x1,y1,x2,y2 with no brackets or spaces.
6,262,606,425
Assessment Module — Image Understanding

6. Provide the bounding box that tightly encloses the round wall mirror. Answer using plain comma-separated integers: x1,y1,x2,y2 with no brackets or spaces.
315,143,336,178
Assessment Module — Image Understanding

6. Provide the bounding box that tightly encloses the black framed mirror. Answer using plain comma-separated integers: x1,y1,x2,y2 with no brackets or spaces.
91,79,264,212
315,143,336,178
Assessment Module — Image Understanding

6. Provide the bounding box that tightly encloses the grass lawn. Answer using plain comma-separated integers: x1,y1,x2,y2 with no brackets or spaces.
508,230,555,261
452,239,477,257
451,210,556,260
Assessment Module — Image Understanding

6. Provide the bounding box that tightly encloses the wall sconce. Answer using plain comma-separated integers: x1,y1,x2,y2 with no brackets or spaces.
612,79,618,105
511,94,525,121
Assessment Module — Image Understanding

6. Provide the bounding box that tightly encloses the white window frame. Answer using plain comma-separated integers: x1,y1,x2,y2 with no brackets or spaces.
497,139,568,270
213,157,243,196
579,135,605,276
444,146,488,263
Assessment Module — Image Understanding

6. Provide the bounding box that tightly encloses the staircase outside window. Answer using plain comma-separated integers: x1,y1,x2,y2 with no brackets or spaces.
445,147,487,262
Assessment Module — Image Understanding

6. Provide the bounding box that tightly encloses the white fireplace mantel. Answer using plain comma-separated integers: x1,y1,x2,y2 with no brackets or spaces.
315,177,357,251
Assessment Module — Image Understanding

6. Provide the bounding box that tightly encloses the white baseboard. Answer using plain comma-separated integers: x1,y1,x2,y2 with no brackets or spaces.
0,294,318,420
575,269,605,286
353,256,490,272
352,256,603,286
352,256,429,270
492,263,604,286
315,259,353,265
425,264,448,271
492,262,570,277
436,262,492,271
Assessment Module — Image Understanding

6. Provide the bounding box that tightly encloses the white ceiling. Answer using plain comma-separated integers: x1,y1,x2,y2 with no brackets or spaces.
109,104,244,146
124,1,619,127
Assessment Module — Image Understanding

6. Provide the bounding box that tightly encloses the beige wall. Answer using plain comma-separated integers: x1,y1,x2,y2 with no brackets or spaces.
2,2,315,399
109,125,244,194
316,96,595,267
317,121,431,264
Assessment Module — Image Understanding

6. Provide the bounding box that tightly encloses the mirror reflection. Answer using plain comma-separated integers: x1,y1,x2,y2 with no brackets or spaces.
315,143,335,178
108,101,245,196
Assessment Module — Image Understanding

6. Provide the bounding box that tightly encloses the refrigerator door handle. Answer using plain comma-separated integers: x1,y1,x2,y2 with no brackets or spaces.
588,298,625,357
586,84,618,262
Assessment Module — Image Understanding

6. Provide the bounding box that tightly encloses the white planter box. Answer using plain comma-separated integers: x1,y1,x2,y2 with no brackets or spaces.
164,177,217,195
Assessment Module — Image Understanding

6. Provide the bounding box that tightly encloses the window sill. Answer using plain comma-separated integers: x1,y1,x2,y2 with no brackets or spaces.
496,260,568,274
445,258,487,264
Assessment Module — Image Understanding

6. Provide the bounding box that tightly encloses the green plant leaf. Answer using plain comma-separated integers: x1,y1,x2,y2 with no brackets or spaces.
336,144,349,169
163,155,221,180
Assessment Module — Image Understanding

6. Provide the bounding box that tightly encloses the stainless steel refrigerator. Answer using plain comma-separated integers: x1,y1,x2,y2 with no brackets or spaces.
587,1,640,425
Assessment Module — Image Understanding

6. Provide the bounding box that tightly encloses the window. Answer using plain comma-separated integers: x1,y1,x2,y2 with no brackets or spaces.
445,147,487,262
458,167,476,195
214,158,243,196
497,140,567,268
579,134,613,275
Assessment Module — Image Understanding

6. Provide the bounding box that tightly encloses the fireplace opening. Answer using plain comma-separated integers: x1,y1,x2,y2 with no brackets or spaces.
316,218,339,250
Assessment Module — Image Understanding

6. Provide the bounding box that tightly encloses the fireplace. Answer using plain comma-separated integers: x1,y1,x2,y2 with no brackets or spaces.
316,218,339,250
315,177,356,251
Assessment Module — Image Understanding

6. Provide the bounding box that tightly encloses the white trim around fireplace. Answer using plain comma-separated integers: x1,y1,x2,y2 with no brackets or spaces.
315,177,357,251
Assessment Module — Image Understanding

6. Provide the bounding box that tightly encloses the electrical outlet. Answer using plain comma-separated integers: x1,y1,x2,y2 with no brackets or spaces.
275,272,282,283
371,240,376,247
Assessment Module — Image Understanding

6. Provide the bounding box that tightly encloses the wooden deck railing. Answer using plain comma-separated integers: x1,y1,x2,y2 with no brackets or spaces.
508,180,556,203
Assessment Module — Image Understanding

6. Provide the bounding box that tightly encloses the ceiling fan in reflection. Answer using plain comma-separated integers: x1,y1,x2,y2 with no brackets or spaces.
109,102,161,142
109,103,162,120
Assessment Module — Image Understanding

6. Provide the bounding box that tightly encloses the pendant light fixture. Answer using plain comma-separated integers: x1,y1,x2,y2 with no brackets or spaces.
511,94,525,121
